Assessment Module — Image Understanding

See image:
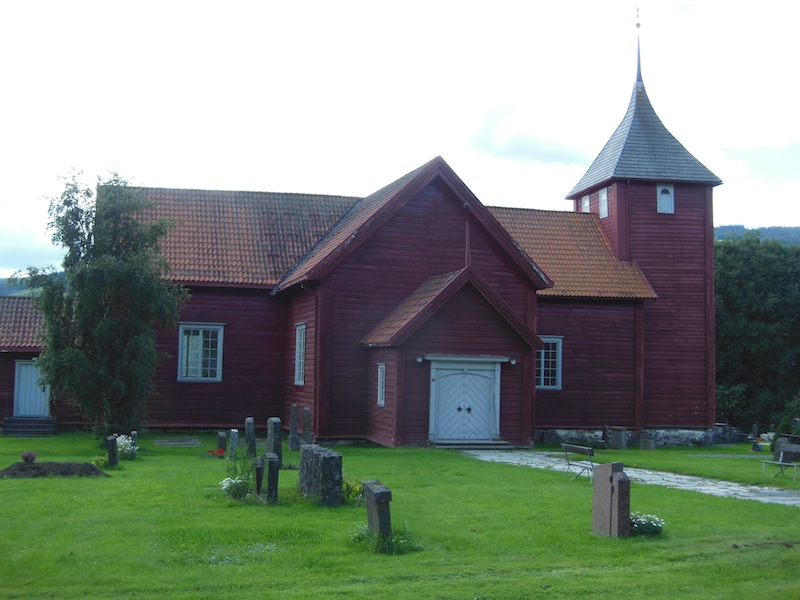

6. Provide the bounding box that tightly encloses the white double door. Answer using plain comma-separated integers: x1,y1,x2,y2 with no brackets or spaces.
429,358,503,442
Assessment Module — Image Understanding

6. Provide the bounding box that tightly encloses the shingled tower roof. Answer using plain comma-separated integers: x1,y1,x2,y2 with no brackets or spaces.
567,42,721,199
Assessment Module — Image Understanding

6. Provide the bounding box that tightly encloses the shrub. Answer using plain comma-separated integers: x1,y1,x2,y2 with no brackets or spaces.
630,512,665,537
342,477,364,505
220,448,254,499
219,476,250,500
116,434,139,460
21,451,37,464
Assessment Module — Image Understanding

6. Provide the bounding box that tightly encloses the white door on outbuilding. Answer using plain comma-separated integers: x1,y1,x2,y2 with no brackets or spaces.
14,360,50,417
428,357,506,442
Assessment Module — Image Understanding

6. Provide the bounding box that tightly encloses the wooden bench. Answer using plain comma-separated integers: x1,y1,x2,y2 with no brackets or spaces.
761,443,800,481
561,443,595,480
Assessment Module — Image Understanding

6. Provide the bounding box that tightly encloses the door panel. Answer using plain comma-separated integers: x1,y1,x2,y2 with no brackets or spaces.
14,361,50,416
435,367,494,440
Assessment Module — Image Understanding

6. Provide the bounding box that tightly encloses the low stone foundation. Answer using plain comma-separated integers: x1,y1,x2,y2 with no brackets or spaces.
536,426,745,448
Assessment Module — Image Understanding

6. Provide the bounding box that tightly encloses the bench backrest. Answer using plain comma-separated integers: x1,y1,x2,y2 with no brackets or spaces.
562,443,594,457
774,443,800,463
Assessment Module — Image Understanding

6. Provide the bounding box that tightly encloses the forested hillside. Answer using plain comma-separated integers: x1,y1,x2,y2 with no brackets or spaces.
715,225,800,245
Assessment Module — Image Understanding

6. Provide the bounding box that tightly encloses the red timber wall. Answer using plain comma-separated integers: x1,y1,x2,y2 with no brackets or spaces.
365,347,400,446
401,285,532,446
535,299,640,429
150,286,285,429
611,180,714,427
283,286,318,434
320,180,538,442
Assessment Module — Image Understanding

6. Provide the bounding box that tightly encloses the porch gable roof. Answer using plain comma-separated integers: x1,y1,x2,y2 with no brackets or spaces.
361,265,541,349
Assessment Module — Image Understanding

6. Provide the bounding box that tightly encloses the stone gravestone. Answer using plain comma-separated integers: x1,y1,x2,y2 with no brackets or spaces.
607,427,627,450
265,452,280,504
255,457,265,495
130,430,138,445
245,417,256,459
227,429,239,459
288,403,301,451
302,407,312,444
299,444,342,507
592,462,630,538
217,431,226,453
363,480,392,540
266,417,283,468
106,435,119,468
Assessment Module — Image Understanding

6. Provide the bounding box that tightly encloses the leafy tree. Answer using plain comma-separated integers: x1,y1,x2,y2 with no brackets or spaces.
18,173,188,436
715,233,800,430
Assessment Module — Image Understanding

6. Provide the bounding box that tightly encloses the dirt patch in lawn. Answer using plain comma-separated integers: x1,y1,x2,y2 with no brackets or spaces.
0,462,109,478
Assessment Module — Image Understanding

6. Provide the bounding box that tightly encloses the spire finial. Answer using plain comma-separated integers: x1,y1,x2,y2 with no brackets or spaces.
635,6,643,83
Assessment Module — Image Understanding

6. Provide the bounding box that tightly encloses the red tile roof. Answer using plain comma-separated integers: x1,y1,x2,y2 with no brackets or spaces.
133,161,654,300
0,296,44,351
136,188,359,287
489,207,656,299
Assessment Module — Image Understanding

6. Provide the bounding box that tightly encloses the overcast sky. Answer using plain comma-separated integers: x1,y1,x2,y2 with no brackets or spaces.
2,0,799,278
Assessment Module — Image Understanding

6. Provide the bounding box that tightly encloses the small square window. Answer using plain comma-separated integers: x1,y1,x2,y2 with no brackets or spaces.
657,184,674,214
599,188,608,219
178,323,224,382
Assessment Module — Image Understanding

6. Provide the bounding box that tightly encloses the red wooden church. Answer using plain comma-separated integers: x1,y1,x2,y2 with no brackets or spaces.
1,53,720,445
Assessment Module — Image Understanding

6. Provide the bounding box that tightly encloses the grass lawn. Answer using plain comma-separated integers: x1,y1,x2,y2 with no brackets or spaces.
1,433,799,599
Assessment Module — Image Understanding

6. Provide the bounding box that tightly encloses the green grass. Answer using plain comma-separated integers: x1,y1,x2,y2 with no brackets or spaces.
1,433,799,599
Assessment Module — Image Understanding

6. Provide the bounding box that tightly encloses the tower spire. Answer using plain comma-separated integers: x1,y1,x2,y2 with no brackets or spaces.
636,7,643,84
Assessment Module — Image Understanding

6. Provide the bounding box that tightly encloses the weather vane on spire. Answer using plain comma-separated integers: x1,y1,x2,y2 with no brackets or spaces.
636,6,641,29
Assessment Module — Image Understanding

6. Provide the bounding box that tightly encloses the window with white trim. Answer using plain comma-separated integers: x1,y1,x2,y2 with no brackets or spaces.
377,363,386,407
581,195,591,213
178,323,223,382
535,336,562,390
657,183,674,214
598,188,608,219
294,323,306,385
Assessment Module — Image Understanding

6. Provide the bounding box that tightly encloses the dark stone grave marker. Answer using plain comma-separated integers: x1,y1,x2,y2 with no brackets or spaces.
363,480,392,540
106,435,119,468
266,417,282,468
245,417,256,458
288,403,301,451
299,444,342,507
265,452,280,504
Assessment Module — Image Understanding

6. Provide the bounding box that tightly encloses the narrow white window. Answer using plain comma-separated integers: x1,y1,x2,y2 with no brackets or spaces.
581,195,591,213
535,336,562,390
657,184,674,214
598,188,608,219
377,363,386,407
178,323,224,382
294,323,306,385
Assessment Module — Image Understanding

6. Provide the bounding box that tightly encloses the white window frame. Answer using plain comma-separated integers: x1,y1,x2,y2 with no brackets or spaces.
377,363,386,407
598,188,608,219
581,195,591,213
535,336,563,390
657,183,675,214
178,323,224,382
294,323,306,386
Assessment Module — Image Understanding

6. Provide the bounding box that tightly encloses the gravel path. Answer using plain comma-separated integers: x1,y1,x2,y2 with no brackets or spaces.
463,450,800,507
